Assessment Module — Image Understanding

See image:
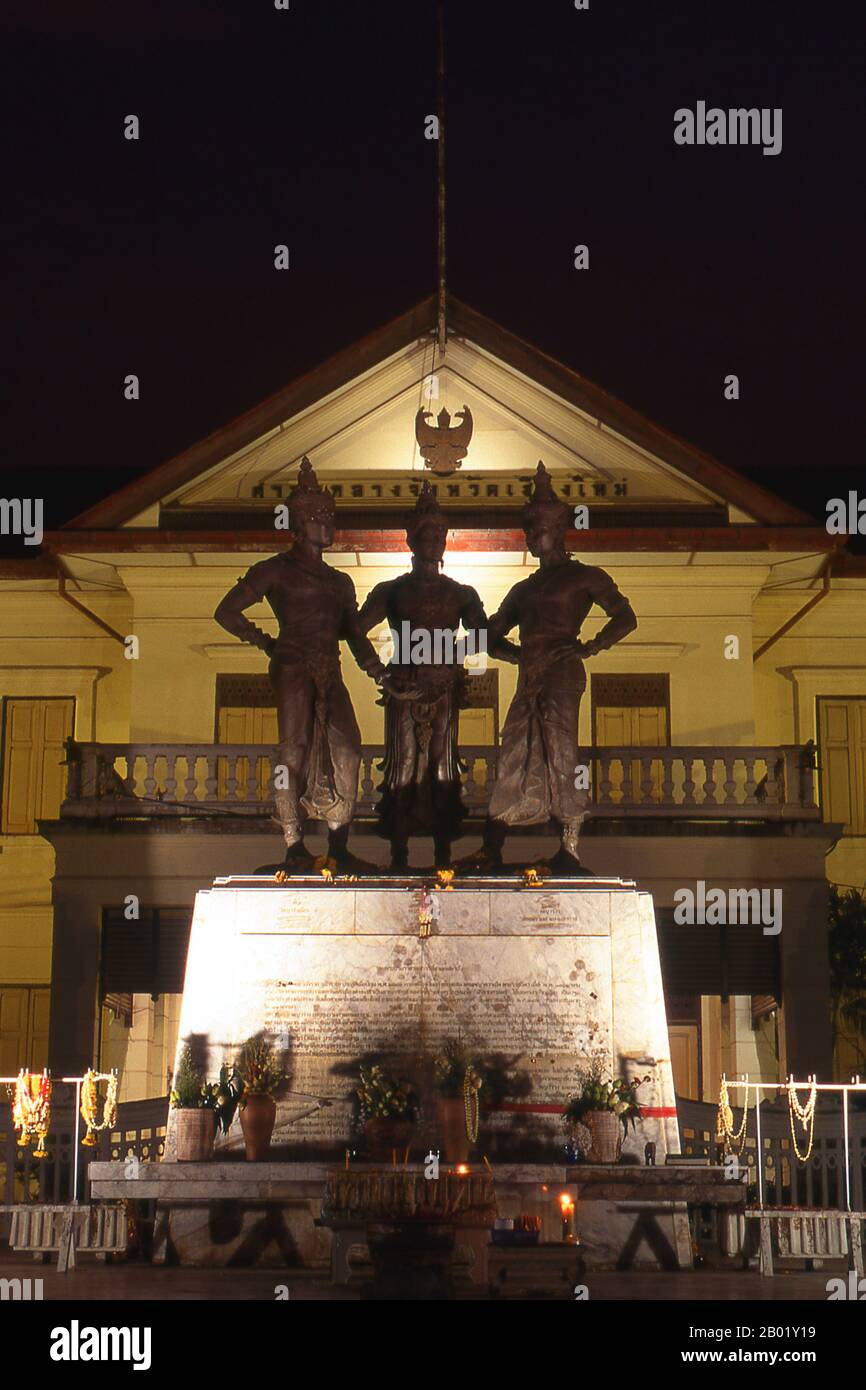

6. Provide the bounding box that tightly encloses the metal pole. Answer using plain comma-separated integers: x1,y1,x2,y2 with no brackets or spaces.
61,1076,85,1203
843,1083,851,1212
436,0,447,356
751,1076,765,1209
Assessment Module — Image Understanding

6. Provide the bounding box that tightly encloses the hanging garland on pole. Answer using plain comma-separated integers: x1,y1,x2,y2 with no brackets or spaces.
716,1077,750,1157
80,1069,118,1146
11,1069,52,1158
786,1077,817,1163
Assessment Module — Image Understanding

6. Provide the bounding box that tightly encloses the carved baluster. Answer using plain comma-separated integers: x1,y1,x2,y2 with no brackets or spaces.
598,753,613,807
763,755,780,807
163,754,178,803
143,752,157,801
723,756,738,807
661,750,674,808
743,756,757,806
361,754,374,801
702,758,718,807
682,757,696,807
184,755,198,803
640,756,655,804
204,752,218,803
620,754,633,807
225,754,238,802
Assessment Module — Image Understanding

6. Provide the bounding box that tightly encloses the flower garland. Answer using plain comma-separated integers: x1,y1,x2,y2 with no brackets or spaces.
463,1066,481,1143
11,1070,52,1158
716,1077,750,1157
786,1078,817,1163
80,1069,119,1147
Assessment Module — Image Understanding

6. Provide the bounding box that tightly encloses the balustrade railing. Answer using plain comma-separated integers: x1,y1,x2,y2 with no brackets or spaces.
59,741,819,821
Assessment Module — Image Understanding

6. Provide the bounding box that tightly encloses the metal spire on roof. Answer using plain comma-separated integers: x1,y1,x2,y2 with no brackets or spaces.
436,0,447,357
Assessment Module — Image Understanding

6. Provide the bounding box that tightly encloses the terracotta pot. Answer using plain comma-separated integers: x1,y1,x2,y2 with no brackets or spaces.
364,1117,415,1162
582,1109,622,1164
174,1107,215,1162
239,1093,277,1161
435,1095,471,1164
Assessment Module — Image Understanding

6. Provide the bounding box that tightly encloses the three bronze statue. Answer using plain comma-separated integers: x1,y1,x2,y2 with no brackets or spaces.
215,457,637,875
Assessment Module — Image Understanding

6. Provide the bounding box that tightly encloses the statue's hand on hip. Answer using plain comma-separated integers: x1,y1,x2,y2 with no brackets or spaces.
549,638,592,664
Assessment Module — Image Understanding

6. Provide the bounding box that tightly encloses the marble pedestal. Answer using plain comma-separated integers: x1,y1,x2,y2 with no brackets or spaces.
165,875,678,1163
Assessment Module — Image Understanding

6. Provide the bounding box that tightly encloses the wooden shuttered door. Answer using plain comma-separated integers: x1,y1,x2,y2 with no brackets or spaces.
215,674,278,801
1,697,74,833
100,908,193,1001
592,675,669,804
657,910,780,1003
818,698,866,834
0,986,50,1073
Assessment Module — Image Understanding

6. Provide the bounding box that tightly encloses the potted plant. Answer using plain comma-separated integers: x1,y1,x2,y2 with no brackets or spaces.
236,1039,283,1161
170,1046,218,1161
563,1061,650,1164
356,1063,419,1161
432,1038,482,1163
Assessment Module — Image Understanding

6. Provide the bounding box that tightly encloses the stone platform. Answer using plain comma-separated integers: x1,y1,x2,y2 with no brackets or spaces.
165,873,678,1164
88,1161,745,1272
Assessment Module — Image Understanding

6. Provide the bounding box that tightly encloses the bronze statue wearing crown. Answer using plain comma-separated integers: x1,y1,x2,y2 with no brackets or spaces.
359,482,488,869
467,462,637,874
214,457,402,870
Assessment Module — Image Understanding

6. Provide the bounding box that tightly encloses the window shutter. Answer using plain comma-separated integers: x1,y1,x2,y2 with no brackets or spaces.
100,908,192,999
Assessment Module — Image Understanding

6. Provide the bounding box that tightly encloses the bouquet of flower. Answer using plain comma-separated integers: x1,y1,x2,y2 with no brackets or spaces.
563,1059,651,1135
356,1063,419,1121
433,1037,481,1099
235,1039,283,1103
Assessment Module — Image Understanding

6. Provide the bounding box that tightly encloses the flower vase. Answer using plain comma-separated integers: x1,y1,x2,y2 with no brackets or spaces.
435,1096,471,1163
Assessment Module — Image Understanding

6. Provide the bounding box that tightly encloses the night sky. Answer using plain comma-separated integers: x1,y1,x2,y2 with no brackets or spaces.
2,0,864,541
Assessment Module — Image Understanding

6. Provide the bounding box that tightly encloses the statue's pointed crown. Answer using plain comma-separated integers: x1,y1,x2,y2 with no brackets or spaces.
522,460,571,528
407,479,448,543
288,455,336,524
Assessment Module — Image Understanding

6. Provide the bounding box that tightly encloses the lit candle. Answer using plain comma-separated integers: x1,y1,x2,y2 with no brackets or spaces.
559,1192,576,1243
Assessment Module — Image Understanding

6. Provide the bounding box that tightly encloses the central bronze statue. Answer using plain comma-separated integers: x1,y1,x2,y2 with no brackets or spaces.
470,461,637,873
359,483,487,869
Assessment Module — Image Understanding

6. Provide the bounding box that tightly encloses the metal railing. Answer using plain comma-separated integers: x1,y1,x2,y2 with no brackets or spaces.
0,1094,168,1224
60,740,820,821
677,1093,866,1212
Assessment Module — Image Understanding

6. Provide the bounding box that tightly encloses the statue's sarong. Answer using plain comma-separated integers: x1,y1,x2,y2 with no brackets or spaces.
376,667,465,839
269,655,361,829
489,653,586,825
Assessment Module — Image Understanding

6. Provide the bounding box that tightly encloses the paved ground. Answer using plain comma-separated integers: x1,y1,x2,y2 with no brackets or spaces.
0,1252,840,1301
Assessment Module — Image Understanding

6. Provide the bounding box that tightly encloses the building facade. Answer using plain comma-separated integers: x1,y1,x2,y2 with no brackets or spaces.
2,298,864,1102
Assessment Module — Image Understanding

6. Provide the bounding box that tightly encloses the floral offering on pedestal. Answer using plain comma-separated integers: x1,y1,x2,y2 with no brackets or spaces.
356,1063,419,1161
564,1060,650,1164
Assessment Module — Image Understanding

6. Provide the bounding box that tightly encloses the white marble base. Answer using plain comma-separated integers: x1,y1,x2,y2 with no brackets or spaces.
165,877,678,1163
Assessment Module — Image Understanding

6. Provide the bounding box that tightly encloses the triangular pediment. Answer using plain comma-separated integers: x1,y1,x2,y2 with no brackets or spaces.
66,297,810,533
165,336,724,520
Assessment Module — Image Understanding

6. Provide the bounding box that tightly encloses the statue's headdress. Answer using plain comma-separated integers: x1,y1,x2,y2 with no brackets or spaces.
407,480,449,547
521,461,571,533
288,456,336,529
